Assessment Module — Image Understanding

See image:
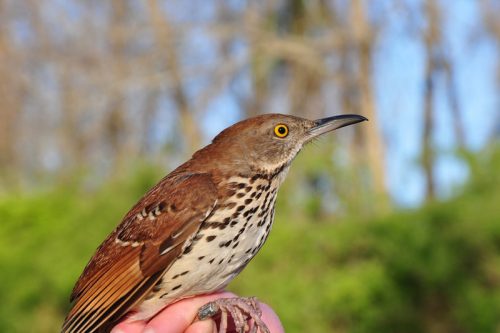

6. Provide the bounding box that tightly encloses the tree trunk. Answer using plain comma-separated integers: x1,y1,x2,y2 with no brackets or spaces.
351,0,389,208
148,0,200,155
421,0,441,201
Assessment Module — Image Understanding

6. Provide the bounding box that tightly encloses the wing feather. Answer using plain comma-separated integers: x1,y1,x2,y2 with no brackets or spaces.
62,173,218,333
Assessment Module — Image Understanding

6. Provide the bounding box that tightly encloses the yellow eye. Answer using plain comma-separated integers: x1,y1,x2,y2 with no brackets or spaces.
274,124,289,138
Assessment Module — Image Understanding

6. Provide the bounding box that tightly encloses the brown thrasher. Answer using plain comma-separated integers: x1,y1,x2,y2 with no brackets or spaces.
62,113,367,333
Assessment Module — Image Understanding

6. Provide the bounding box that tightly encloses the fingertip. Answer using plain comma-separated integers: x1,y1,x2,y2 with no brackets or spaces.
146,291,237,333
110,329,125,333
259,302,285,333
111,319,146,333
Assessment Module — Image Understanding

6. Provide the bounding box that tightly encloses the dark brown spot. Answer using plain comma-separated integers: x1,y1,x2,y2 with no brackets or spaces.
245,186,252,192
232,241,240,249
244,207,257,218
219,240,232,247
270,164,286,179
180,270,189,276
157,201,167,212
226,202,237,209
152,278,163,292
218,258,224,265
206,235,216,242
144,202,156,213
244,198,252,205
183,244,193,254
237,183,246,189
198,256,205,260
209,258,215,264
237,205,245,212
230,220,238,227
172,284,182,291
236,192,245,198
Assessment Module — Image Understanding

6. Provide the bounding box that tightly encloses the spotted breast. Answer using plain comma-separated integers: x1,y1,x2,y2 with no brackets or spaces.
132,166,288,320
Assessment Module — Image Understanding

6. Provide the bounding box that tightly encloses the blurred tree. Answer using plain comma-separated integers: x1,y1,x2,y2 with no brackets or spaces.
348,0,389,209
0,0,23,185
421,0,466,201
0,0,495,209
479,0,500,144
421,0,440,201
148,0,201,154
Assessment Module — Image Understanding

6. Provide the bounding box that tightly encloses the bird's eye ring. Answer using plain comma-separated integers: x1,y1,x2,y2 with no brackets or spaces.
274,124,289,138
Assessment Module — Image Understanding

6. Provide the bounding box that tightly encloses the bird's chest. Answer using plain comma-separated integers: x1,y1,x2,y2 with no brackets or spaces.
191,176,279,277
152,177,277,296
198,177,279,268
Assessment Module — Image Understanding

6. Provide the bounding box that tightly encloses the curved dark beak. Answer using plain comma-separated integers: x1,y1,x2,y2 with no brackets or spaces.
308,114,368,139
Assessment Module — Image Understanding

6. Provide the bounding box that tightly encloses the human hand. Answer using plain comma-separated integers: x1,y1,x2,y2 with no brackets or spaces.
111,291,284,333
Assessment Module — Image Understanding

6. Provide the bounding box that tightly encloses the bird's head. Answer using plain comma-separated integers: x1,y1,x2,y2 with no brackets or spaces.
200,113,367,174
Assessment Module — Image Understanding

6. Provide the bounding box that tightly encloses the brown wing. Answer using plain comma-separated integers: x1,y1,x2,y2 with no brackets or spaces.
62,173,218,333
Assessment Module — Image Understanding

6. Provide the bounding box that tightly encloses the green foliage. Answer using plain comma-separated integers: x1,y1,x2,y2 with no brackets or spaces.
0,166,163,332
0,150,499,332
231,148,500,333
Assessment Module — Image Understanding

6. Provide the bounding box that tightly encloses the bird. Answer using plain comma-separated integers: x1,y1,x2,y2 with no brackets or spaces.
62,113,367,333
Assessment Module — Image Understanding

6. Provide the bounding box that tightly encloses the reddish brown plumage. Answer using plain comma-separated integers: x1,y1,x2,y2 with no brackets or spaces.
62,113,366,333
64,173,217,333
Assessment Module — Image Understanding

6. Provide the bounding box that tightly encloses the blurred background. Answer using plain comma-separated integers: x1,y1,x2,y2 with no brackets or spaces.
0,0,499,332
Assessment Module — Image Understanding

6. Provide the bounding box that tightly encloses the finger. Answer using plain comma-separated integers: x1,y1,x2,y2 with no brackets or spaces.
110,319,146,333
185,319,217,333
259,303,285,333
144,292,237,333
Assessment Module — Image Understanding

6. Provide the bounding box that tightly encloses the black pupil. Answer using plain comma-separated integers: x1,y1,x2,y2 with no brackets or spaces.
278,126,286,134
